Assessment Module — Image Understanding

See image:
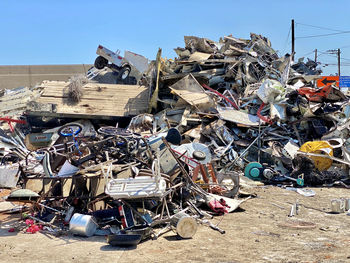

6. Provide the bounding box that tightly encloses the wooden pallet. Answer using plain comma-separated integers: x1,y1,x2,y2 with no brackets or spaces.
27,81,150,119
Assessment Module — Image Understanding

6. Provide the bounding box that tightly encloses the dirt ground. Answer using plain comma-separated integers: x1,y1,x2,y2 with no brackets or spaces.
1,186,350,263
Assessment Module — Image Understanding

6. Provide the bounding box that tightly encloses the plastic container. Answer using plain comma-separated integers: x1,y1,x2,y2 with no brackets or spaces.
331,199,345,213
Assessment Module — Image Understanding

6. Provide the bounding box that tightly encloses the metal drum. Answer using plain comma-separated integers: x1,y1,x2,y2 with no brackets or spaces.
69,213,97,237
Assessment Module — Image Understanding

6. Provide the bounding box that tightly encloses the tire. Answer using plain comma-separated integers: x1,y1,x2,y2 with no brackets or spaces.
118,66,131,80
192,150,206,161
94,56,108,69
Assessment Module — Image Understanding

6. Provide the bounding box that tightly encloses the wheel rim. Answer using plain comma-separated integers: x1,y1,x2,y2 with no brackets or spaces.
193,150,206,160
121,69,130,79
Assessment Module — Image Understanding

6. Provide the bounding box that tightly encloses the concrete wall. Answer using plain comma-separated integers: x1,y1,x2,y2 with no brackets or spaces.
0,64,93,90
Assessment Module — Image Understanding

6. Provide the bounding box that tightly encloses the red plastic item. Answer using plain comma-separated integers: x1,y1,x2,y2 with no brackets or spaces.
25,219,34,225
298,86,332,102
208,199,228,214
0,117,26,132
24,218,43,234
257,103,273,124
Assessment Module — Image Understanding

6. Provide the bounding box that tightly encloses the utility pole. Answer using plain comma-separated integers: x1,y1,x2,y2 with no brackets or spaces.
291,19,295,60
314,49,317,63
327,49,341,76
337,48,341,76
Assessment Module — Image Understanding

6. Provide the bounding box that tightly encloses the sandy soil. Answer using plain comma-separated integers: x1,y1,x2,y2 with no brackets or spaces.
1,186,350,263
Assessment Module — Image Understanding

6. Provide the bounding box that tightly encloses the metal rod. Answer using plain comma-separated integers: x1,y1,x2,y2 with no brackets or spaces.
224,126,270,170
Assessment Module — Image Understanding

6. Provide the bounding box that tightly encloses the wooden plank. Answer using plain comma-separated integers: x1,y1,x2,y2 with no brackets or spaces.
0,88,40,114
0,102,27,113
0,89,34,102
41,84,146,97
37,96,149,104
34,99,147,116
28,81,150,118
0,99,31,113
41,85,145,92
40,90,146,100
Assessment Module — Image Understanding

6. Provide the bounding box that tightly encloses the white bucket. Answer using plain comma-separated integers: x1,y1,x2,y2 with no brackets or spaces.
331,199,345,213
69,213,97,237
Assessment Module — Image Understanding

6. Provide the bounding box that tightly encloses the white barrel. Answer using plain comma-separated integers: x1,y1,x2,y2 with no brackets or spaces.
171,212,197,239
69,213,97,237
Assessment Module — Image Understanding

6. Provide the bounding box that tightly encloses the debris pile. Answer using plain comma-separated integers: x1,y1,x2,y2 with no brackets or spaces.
146,33,350,187
1,33,350,246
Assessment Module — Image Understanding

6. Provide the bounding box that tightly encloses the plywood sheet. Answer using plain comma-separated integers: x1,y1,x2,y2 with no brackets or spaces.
0,87,41,117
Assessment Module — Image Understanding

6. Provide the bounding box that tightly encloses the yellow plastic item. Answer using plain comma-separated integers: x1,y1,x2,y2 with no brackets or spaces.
299,141,333,171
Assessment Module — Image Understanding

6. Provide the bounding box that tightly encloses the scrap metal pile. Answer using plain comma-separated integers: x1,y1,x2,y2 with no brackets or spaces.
0,118,240,242
1,33,350,245
147,33,350,187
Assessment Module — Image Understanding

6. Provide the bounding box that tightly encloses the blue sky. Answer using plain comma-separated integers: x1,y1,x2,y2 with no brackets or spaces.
1,0,350,75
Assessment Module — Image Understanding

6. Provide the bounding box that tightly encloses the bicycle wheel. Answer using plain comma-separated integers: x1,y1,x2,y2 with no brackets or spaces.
58,123,83,137
98,126,132,137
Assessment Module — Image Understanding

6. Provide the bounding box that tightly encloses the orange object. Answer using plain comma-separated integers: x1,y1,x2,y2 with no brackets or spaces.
316,76,339,87
192,163,226,195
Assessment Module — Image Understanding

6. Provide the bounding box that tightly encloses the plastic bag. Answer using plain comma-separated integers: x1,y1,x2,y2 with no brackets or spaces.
257,79,285,104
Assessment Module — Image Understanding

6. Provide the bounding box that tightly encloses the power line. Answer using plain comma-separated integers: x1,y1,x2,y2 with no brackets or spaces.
281,25,292,55
310,51,335,60
291,21,350,74
339,44,350,49
295,22,347,33
319,62,350,66
324,54,338,58
296,31,350,39
314,50,348,59
301,49,316,57
285,26,291,46
324,65,350,67
316,51,330,59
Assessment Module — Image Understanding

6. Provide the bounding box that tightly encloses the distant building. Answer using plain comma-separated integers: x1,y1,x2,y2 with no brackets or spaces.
0,64,93,90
